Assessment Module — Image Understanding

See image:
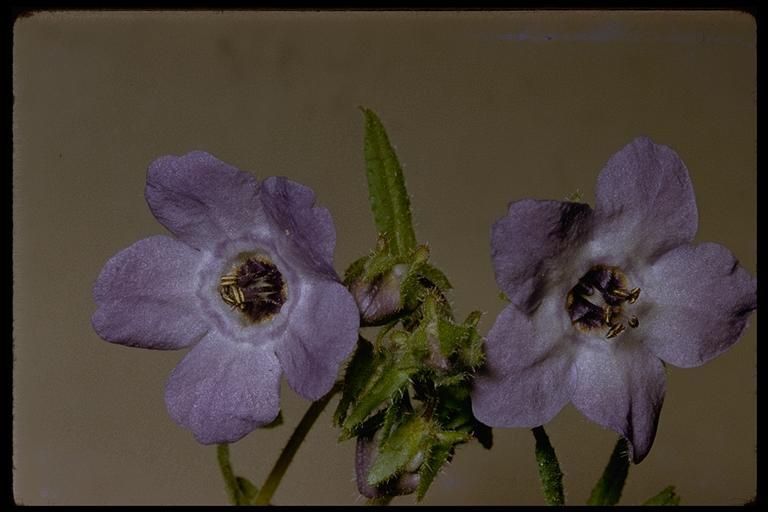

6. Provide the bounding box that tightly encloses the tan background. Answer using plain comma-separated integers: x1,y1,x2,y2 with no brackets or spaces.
13,10,756,505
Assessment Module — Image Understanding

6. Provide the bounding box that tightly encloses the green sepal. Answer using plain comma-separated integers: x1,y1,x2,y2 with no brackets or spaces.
435,429,472,445
367,414,433,486
414,261,452,292
587,437,630,506
362,249,399,284
375,318,400,350
360,107,417,257
334,337,376,427
432,371,470,388
399,254,453,312
339,409,387,441
342,255,369,287
416,442,453,501
379,389,412,446
341,362,413,431
434,310,485,372
642,485,681,506
235,476,259,505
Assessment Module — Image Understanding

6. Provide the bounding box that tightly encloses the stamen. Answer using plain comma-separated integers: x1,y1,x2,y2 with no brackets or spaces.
565,264,642,341
218,255,287,324
219,275,238,286
611,288,632,300
606,323,626,339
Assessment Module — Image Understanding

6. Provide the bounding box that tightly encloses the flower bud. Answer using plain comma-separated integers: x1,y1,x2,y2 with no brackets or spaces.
351,263,409,325
355,434,421,499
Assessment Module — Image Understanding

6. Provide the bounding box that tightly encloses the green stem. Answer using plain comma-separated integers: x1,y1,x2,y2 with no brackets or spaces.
253,383,341,505
587,437,630,506
532,426,565,506
217,443,240,505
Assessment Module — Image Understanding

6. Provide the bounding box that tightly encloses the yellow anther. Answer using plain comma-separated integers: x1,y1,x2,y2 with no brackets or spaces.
606,323,626,339
219,274,238,286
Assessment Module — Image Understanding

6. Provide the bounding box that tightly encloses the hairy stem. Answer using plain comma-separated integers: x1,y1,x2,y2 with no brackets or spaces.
587,437,630,506
532,426,565,506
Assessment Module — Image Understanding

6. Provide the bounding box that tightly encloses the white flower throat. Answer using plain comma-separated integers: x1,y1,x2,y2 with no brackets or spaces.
218,254,287,324
565,264,641,340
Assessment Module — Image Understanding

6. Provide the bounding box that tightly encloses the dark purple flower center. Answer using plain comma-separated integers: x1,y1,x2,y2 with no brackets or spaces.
565,264,641,339
218,256,287,324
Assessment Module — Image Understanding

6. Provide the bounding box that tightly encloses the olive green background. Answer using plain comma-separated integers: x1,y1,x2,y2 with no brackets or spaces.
13,10,756,505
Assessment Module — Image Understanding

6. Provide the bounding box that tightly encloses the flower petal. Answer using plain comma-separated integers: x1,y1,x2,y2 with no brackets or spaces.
571,339,666,463
471,298,575,428
593,137,698,261
640,242,756,368
92,235,208,350
491,199,593,311
145,151,267,251
260,176,338,279
164,332,281,444
276,276,359,401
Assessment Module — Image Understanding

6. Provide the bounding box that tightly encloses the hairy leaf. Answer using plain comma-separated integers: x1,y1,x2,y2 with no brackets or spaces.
361,107,417,257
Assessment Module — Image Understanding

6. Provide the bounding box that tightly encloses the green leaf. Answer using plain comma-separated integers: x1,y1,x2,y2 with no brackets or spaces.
532,426,565,506
334,338,376,427
339,409,387,441
235,476,259,505
379,390,412,445
642,485,681,506
360,107,417,257
587,437,630,506
417,442,453,501
342,362,413,430
367,415,432,486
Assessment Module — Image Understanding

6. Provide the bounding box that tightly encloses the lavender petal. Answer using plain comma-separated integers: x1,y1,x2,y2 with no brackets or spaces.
92,235,208,350
640,242,756,368
164,331,282,444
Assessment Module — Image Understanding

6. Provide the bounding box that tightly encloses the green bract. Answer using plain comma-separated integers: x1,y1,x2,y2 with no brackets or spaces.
335,109,491,502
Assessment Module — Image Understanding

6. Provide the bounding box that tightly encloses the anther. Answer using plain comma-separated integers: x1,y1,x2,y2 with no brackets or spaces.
628,287,641,304
606,323,626,339
219,275,238,286
218,256,287,324
628,316,639,328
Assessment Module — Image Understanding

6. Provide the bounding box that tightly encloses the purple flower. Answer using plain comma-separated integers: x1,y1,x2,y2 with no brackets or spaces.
471,137,756,463
92,151,359,444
